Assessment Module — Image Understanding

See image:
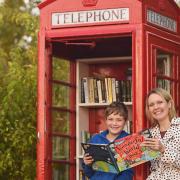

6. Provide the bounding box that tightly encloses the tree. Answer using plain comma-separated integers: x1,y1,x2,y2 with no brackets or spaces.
0,0,38,179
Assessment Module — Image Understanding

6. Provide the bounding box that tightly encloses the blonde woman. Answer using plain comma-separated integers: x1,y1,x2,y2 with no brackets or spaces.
141,88,180,180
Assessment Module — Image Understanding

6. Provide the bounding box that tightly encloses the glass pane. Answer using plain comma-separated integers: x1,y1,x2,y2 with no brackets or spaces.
52,57,70,82
52,163,69,180
156,51,172,77
52,136,69,160
157,79,171,93
52,83,70,108
52,110,70,134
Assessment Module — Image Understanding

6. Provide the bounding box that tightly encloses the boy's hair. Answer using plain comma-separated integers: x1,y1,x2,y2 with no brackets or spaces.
105,102,128,121
145,88,176,127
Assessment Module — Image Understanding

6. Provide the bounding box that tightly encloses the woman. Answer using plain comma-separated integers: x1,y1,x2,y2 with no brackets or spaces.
142,88,180,180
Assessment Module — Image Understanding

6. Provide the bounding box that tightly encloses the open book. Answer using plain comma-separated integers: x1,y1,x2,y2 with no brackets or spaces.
81,129,160,173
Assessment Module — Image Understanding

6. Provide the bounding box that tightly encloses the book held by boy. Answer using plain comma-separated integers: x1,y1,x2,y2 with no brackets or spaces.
81,129,160,173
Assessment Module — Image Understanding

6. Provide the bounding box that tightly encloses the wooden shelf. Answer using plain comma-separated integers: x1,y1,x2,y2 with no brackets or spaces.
77,56,132,64
78,102,132,107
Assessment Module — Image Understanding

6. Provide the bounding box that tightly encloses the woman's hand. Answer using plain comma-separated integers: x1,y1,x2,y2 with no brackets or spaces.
141,138,165,153
83,153,94,165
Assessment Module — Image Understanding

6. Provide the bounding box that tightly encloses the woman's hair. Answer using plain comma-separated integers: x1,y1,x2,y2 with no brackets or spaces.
105,102,128,121
145,88,176,127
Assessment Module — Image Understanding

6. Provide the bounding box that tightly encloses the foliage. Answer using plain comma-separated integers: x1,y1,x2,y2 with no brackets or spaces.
0,59,37,180
0,0,38,179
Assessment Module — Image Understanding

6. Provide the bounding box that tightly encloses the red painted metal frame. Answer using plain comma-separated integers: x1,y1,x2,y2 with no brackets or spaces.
37,0,180,180
37,28,47,179
145,31,180,112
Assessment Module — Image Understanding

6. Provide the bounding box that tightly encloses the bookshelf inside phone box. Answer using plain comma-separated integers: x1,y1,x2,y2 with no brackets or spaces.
77,57,133,158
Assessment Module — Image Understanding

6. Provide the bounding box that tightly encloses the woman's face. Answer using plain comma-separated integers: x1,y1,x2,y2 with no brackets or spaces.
147,93,170,123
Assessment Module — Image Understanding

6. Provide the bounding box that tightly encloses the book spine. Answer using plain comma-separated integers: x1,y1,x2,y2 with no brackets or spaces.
88,78,95,103
81,130,91,155
79,170,89,180
126,80,132,102
97,79,103,103
101,79,106,103
81,78,85,103
112,78,116,102
93,78,99,103
105,78,109,103
82,77,89,103
121,80,126,102
107,78,113,103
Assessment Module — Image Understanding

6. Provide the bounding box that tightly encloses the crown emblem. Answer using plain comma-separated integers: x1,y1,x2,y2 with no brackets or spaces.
82,0,98,7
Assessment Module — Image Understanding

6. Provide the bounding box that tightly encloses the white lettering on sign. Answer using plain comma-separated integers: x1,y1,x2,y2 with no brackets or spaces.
147,9,177,33
52,8,129,27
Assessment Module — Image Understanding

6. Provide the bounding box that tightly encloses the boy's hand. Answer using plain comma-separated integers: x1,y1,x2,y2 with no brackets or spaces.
83,153,94,165
141,138,165,153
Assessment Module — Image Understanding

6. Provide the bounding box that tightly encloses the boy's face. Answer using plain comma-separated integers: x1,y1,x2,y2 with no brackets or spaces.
105,112,126,137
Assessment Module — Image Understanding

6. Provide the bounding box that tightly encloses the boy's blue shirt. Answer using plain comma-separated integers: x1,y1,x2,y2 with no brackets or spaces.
82,130,134,180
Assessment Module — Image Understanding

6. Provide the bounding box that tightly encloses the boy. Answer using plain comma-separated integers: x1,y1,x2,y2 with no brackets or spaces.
82,102,134,180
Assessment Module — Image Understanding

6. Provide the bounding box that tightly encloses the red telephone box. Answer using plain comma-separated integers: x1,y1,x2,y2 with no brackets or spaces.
37,0,180,180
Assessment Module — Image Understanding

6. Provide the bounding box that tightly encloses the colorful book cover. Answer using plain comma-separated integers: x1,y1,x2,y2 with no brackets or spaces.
81,142,118,173
81,129,160,173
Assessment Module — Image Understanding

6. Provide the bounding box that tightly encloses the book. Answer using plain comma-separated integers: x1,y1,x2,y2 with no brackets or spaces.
111,78,117,102
88,78,95,103
82,77,89,103
101,79,107,103
121,80,127,102
81,78,85,103
81,129,160,174
126,80,132,102
104,78,109,103
79,169,89,180
107,78,113,103
97,79,103,103
81,130,91,155
93,78,99,103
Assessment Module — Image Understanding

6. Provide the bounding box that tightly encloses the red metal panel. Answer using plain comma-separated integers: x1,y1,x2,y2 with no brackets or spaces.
39,0,143,30
143,1,180,35
69,61,77,179
37,30,53,180
45,25,136,39
45,43,53,180
37,28,47,180
38,0,56,9
133,27,145,132
132,27,149,180
145,30,180,108
144,0,180,20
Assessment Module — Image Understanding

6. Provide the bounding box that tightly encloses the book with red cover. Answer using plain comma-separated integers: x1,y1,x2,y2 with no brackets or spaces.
81,129,160,173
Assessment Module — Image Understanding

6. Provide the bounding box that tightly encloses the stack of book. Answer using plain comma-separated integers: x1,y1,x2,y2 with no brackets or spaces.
81,77,132,104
